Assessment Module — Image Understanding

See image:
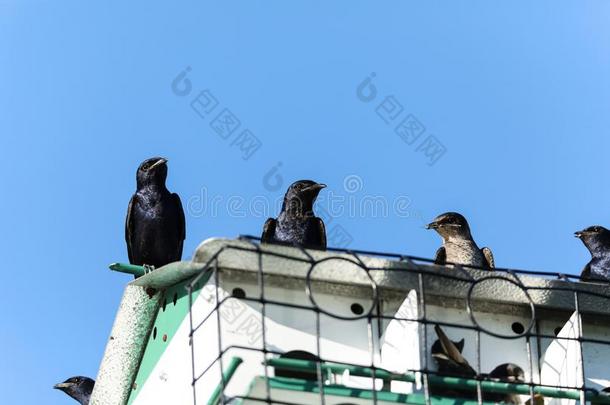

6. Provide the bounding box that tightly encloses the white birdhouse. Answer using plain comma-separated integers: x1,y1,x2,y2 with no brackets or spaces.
89,238,610,405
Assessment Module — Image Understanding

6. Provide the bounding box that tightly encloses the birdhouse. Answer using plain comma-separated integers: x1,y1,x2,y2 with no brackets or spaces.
90,238,610,405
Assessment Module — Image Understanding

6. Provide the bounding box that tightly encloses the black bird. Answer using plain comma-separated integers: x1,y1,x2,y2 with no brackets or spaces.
54,376,95,405
125,157,185,272
575,226,610,282
432,325,476,377
261,180,327,250
274,350,321,380
432,327,529,403
431,325,477,399
427,212,494,269
485,363,525,404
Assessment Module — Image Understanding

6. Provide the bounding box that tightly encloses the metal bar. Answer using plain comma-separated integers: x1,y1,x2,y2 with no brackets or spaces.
212,260,227,404
188,283,197,405
206,357,244,405
265,358,610,403
574,290,587,405
109,262,147,277
417,272,431,405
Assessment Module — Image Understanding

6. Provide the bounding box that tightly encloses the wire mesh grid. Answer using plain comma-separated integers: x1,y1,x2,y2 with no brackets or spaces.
184,236,610,405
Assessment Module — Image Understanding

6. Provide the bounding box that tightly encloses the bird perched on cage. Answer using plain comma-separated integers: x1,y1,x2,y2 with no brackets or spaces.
261,180,327,250
54,376,95,404
426,212,494,269
125,157,185,275
575,226,610,282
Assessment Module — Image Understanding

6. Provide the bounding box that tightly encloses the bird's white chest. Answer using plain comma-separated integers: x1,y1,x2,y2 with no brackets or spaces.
444,239,484,267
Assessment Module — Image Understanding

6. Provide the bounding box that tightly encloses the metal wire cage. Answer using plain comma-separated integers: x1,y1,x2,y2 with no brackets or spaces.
182,236,610,405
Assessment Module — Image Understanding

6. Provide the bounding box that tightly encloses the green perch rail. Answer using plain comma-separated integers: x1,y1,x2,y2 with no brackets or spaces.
266,358,610,404
109,262,147,277
207,357,244,405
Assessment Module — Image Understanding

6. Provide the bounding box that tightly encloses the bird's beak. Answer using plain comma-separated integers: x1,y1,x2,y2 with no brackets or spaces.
575,231,584,238
149,158,168,170
304,183,327,193
54,382,74,391
426,221,439,230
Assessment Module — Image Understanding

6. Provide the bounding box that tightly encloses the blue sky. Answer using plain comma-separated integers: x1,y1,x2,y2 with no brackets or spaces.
2,1,610,403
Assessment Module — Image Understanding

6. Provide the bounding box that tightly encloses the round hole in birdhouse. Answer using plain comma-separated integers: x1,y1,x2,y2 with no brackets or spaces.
173,292,178,306
467,277,534,338
351,303,364,315
153,327,157,340
232,288,246,298
307,257,377,320
511,322,525,334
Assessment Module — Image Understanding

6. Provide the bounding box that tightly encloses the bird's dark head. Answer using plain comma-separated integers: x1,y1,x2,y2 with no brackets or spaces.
489,363,525,382
136,157,168,188
282,180,326,215
427,212,472,239
54,376,95,404
575,225,610,253
431,336,465,356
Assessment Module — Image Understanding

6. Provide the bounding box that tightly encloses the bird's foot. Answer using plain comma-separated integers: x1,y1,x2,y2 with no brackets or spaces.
143,264,156,274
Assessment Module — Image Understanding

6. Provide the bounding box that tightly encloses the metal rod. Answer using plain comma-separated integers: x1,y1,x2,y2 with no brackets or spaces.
109,262,146,277
265,358,610,403
206,357,244,405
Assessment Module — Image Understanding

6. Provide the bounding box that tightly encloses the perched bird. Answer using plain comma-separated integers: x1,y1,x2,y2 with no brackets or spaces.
261,180,327,250
485,363,525,404
431,325,477,399
432,325,476,377
575,226,610,282
125,157,185,273
274,350,321,380
54,376,95,405
427,212,494,269
432,326,528,403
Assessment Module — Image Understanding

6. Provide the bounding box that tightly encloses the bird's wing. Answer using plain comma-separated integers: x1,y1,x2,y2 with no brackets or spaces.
172,193,186,241
172,193,186,261
434,247,447,265
313,217,327,250
481,247,495,269
434,325,476,374
125,194,137,263
580,263,591,281
261,218,277,243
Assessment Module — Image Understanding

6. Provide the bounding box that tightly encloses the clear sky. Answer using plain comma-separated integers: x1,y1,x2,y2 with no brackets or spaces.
2,1,610,404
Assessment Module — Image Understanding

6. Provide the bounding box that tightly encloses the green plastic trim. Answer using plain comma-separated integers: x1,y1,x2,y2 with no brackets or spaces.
109,262,147,277
207,357,244,405
267,358,610,404
126,270,212,404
